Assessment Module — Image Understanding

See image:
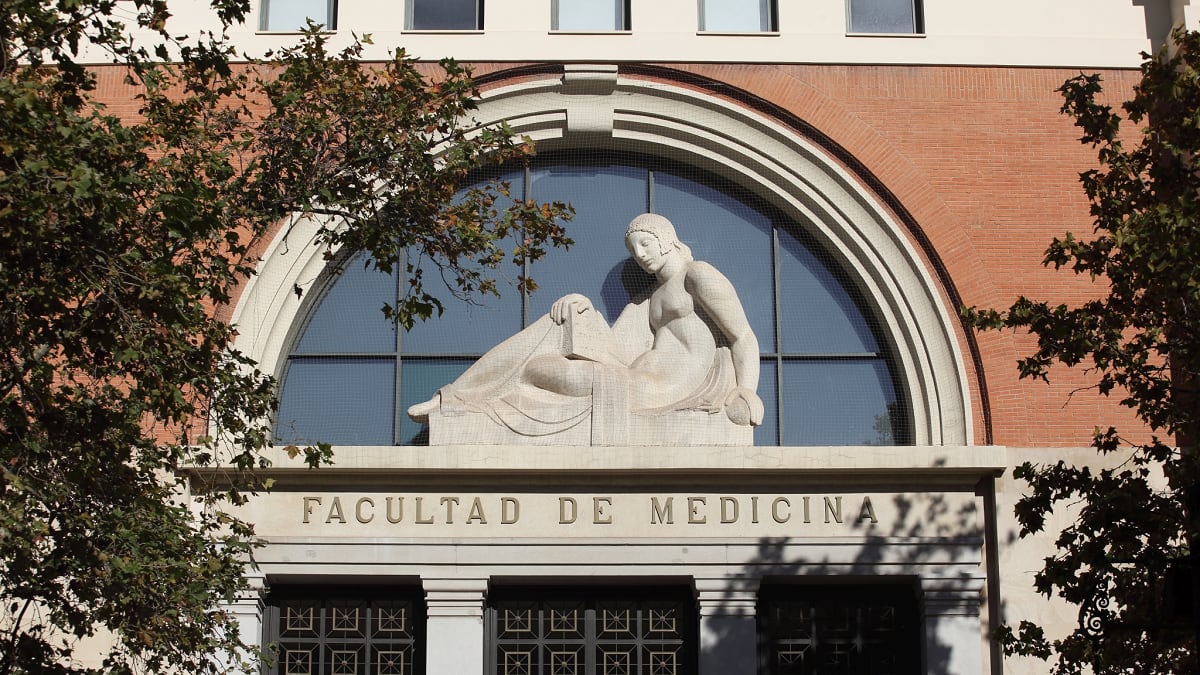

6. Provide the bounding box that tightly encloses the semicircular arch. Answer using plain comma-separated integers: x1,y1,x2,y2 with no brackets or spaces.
232,67,973,446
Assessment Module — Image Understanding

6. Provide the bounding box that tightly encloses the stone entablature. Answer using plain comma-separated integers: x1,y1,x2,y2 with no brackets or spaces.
203,445,1002,674
222,445,1003,554
223,443,1004,475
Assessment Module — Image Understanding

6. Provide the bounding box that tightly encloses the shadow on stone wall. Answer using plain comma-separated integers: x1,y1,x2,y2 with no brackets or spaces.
1133,0,1175,53
697,469,994,674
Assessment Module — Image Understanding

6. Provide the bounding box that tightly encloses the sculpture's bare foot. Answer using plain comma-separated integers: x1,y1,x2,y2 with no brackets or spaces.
407,393,440,423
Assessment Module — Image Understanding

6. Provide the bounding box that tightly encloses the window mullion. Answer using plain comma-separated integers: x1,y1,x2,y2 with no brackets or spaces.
772,226,784,446
522,162,531,329
647,168,655,213
586,603,597,675
393,248,405,446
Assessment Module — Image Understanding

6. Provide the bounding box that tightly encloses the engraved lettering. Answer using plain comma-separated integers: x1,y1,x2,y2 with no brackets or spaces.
355,497,374,524
299,493,882,530
720,497,738,523
415,497,435,524
592,497,613,524
440,497,460,524
858,496,878,523
772,497,790,524
559,497,578,524
467,497,488,524
326,496,345,524
302,496,322,524
824,496,843,523
651,496,674,524
501,497,520,524
386,497,404,524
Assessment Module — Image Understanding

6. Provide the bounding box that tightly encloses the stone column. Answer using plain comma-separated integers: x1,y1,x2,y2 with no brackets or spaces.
920,576,986,675
424,577,488,675
695,576,761,675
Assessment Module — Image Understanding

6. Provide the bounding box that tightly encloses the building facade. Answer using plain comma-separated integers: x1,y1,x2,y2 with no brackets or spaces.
98,1,1200,673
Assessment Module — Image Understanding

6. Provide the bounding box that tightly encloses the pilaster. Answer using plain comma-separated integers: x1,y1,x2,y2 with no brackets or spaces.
424,577,489,675
696,576,761,675
920,576,986,675
215,572,265,674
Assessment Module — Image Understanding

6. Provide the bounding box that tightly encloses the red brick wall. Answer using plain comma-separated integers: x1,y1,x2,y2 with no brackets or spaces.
90,61,1150,447
626,63,1146,447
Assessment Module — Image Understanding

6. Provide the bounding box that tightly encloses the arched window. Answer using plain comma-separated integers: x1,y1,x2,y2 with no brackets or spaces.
274,153,910,446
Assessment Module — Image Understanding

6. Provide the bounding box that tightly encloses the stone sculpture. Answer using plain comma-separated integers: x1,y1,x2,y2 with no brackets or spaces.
408,213,763,446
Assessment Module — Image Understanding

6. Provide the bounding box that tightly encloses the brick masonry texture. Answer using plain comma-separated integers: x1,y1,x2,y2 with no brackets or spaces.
90,61,1150,447
618,63,1148,447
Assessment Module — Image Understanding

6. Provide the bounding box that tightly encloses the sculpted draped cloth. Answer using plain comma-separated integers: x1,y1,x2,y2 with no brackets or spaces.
420,302,741,446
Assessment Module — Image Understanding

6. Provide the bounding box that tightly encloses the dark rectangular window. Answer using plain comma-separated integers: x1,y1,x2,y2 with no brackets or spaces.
264,586,425,675
259,0,337,31
848,0,922,34
758,583,920,674
408,0,483,30
487,586,697,675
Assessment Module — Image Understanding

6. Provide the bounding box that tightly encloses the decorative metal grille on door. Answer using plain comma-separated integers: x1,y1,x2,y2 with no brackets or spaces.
265,589,423,675
488,588,696,675
757,584,920,675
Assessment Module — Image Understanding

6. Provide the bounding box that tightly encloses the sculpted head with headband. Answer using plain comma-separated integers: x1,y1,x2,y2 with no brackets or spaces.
625,213,694,261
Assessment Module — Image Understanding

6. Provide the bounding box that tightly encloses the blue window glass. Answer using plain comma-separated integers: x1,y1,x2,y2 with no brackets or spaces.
699,0,776,32
654,171,776,352
781,360,900,446
275,153,909,446
848,0,921,34
294,259,396,354
777,230,877,355
553,0,629,31
754,360,779,447
527,164,648,321
398,359,473,445
276,358,395,445
260,0,337,31
404,169,524,354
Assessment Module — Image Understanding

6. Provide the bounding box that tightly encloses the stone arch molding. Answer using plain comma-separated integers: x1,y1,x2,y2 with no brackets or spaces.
232,65,972,446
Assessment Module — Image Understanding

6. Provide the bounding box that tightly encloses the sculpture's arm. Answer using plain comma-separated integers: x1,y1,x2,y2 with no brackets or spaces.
686,262,764,426
551,293,594,325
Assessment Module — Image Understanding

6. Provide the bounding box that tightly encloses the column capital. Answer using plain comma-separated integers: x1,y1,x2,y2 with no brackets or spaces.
695,576,761,618
235,572,266,604
920,576,985,618
422,577,488,619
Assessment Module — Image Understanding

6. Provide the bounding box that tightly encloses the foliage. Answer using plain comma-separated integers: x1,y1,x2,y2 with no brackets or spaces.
0,0,570,671
964,26,1200,675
